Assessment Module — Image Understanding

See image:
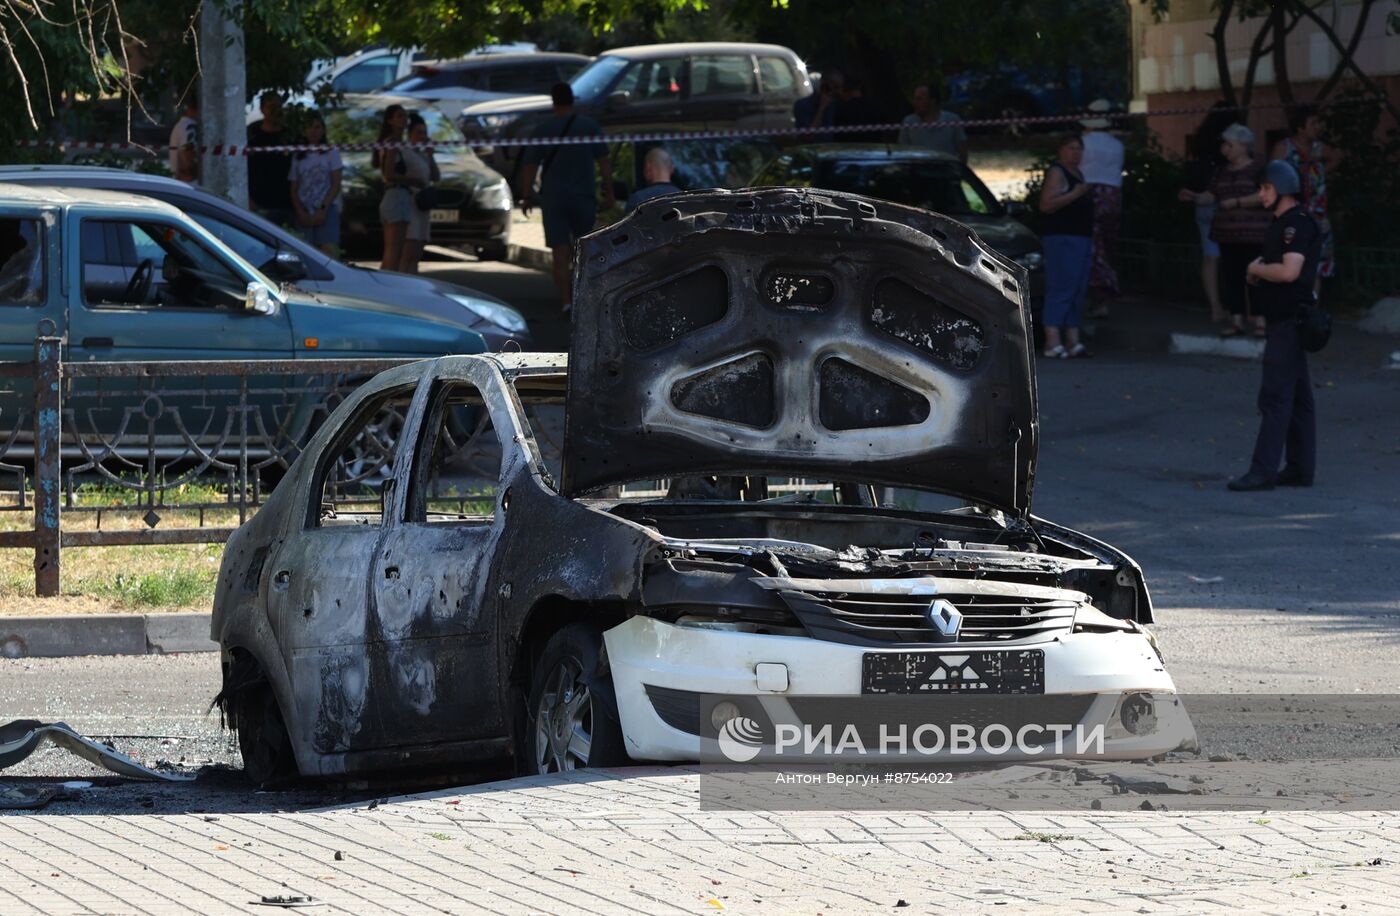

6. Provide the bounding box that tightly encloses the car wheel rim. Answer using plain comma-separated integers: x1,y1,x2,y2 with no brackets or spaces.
534,658,592,773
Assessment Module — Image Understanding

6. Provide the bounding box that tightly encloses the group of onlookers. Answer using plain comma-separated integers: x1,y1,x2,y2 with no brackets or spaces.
171,93,348,259
1181,103,1333,337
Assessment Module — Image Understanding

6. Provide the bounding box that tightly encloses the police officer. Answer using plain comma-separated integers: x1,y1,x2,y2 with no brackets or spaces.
1227,160,1321,491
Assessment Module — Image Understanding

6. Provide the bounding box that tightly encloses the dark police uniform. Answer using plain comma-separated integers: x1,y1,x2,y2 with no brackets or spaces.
1247,204,1321,484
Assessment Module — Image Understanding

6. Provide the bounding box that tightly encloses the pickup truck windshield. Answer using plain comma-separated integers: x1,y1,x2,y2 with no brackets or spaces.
569,56,628,100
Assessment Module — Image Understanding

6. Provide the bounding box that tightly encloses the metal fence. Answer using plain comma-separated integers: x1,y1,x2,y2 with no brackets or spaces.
0,338,418,596
1117,239,1400,301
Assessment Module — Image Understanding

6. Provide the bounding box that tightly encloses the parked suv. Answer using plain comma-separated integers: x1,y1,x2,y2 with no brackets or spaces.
461,42,810,190
0,165,530,349
380,52,592,106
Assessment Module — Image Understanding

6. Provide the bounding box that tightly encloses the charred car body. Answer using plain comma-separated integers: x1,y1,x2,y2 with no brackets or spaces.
213,188,1185,783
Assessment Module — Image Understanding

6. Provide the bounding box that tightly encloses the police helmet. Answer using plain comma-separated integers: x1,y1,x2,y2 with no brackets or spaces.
1262,160,1302,196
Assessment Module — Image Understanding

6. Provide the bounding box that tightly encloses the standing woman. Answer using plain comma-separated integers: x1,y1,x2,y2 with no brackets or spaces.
1037,133,1095,359
398,113,440,275
1271,106,1334,292
288,112,344,256
375,104,411,271
1184,101,1235,323
1179,123,1271,336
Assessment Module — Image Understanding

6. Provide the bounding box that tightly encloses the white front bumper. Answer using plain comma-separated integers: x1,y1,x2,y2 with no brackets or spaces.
603,616,1190,763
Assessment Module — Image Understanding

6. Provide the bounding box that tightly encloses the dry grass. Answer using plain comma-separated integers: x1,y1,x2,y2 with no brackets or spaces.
0,482,246,614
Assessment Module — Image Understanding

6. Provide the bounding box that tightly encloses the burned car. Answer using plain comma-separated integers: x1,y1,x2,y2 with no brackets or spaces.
213,188,1184,784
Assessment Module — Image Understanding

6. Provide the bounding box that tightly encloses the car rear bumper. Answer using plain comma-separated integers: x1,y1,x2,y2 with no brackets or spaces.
603,615,1191,764
343,202,511,251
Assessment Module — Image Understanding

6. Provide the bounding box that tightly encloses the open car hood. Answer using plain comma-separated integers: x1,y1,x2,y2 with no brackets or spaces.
562,188,1038,513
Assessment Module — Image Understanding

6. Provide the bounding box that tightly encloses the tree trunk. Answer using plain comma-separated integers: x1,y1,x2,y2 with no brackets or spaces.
199,0,248,207
1210,0,1238,107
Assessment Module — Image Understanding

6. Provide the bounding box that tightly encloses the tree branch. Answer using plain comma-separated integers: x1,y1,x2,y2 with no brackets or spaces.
1291,0,1400,123
1313,0,1374,100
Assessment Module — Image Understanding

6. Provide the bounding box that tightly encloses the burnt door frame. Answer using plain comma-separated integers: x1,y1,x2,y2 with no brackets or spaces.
365,359,516,744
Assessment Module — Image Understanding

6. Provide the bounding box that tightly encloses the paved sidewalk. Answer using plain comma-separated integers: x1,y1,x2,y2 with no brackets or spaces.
2,767,1398,913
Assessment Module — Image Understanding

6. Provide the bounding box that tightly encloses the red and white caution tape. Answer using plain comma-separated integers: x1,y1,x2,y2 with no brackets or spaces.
10,100,1343,156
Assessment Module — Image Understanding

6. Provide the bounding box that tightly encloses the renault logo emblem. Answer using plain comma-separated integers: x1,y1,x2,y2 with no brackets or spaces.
928,599,962,640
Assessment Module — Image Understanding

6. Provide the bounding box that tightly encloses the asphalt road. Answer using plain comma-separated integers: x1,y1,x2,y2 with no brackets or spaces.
2,261,1397,812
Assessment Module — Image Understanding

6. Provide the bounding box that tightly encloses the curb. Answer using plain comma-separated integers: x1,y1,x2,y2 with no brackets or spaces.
506,242,553,274
0,612,217,659
1168,332,1265,360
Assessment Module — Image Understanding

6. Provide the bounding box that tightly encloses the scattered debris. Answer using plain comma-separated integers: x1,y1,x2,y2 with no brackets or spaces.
251,895,321,908
1012,832,1076,843
333,851,344,862
0,719,194,781
0,784,63,810
1187,575,1224,584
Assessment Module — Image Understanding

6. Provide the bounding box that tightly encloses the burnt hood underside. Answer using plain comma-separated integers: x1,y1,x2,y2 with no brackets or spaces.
562,188,1038,513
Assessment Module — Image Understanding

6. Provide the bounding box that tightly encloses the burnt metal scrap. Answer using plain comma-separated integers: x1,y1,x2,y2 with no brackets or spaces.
212,188,1179,783
564,187,1037,513
0,718,194,781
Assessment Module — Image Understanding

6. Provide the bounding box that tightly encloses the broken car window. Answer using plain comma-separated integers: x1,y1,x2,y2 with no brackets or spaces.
0,218,44,305
407,381,501,524
312,386,416,527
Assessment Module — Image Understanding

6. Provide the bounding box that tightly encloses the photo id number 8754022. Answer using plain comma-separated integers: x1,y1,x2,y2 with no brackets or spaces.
884,772,956,784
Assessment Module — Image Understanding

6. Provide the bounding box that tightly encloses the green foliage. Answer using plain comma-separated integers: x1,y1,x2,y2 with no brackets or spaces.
336,0,702,59
0,3,120,154
1322,89,1400,248
89,567,216,607
731,0,1127,106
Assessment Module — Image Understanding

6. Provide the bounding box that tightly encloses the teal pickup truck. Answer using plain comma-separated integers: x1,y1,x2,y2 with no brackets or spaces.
0,184,487,363
0,184,487,467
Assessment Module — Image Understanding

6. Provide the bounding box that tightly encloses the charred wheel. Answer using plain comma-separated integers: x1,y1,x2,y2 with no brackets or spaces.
527,624,628,774
237,684,298,788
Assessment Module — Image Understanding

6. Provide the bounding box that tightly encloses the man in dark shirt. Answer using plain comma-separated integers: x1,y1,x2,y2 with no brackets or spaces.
517,83,615,313
793,69,842,142
1228,160,1322,491
831,73,888,143
247,92,293,226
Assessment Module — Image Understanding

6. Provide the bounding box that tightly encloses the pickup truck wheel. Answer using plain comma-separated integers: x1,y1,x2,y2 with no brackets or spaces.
238,685,298,788
528,624,628,774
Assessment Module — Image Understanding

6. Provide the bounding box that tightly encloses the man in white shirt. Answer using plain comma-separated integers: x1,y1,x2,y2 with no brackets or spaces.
169,98,200,184
1079,99,1125,317
897,84,967,162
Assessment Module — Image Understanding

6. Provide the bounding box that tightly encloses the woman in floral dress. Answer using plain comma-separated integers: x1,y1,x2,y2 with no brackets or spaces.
1272,106,1334,290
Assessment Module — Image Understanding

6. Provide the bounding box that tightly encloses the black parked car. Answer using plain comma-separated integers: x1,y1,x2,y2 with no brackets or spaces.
461,42,810,192
326,95,514,262
0,165,531,350
379,52,593,107
751,144,1045,305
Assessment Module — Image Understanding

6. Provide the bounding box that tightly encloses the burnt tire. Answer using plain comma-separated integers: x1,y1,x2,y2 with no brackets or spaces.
238,685,298,788
526,623,629,775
